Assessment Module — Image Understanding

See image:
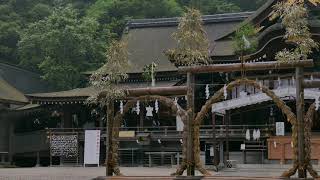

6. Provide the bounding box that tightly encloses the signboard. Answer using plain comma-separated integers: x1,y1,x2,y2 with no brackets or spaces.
50,135,78,157
209,146,214,156
84,130,101,166
276,122,285,136
119,131,135,138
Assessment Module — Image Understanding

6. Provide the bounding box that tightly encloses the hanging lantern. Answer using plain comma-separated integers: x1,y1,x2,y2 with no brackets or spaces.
311,75,314,81
136,101,140,115
259,81,263,91
155,100,159,113
277,77,281,89
223,84,227,100
205,84,210,99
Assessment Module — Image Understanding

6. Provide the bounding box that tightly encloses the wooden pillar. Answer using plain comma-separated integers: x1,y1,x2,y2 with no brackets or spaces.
49,130,52,167
225,111,230,161
187,72,195,176
219,140,224,167
296,67,306,178
59,110,65,166
280,143,285,165
36,151,40,167
106,100,114,176
8,119,14,164
212,113,218,166
139,104,144,131
99,110,104,128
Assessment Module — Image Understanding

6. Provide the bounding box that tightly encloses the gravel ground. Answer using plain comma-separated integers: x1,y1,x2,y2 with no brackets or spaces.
0,165,318,180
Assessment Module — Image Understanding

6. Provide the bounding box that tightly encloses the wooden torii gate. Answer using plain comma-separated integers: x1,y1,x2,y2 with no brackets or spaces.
178,60,314,177
103,60,315,178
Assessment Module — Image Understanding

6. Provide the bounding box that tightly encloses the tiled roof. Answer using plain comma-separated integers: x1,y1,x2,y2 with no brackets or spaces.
0,78,28,104
124,12,252,73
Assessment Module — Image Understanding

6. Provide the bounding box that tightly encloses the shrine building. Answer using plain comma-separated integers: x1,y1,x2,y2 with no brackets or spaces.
1,0,320,168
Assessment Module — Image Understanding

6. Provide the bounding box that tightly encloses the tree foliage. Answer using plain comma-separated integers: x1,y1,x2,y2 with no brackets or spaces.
233,23,258,55
18,5,108,89
87,0,183,36
177,0,262,13
89,40,130,103
0,0,266,88
273,1,319,62
196,0,241,15
0,4,21,64
166,8,209,66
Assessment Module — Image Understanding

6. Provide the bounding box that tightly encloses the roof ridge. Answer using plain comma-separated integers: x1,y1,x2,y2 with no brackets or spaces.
127,11,254,29
214,0,277,41
0,61,41,77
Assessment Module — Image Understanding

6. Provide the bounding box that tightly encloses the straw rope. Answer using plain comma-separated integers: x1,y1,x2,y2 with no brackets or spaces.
193,78,297,176
108,95,188,176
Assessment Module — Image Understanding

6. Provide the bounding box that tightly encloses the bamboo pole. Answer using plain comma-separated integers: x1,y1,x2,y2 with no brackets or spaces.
178,60,314,74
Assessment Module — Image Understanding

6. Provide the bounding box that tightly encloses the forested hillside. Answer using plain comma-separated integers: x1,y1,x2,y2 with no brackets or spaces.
0,0,265,90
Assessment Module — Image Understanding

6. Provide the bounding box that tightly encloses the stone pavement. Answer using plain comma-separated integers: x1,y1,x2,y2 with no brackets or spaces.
0,165,318,180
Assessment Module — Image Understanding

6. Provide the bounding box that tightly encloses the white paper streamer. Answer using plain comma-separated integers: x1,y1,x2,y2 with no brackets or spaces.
223,84,227,100
136,100,140,115
155,100,159,113
120,100,124,114
205,84,210,99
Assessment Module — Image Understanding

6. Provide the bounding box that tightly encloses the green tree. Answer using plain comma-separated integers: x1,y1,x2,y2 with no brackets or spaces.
27,3,52,22
233,23,257,55
0,4,21,64
198,0,240,15
18,5,108,89
228,0,265,11
87,0,183,36
273,1,318,62
177,0,240,14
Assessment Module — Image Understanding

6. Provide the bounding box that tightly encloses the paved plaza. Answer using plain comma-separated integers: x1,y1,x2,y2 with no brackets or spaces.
0,165,318,180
